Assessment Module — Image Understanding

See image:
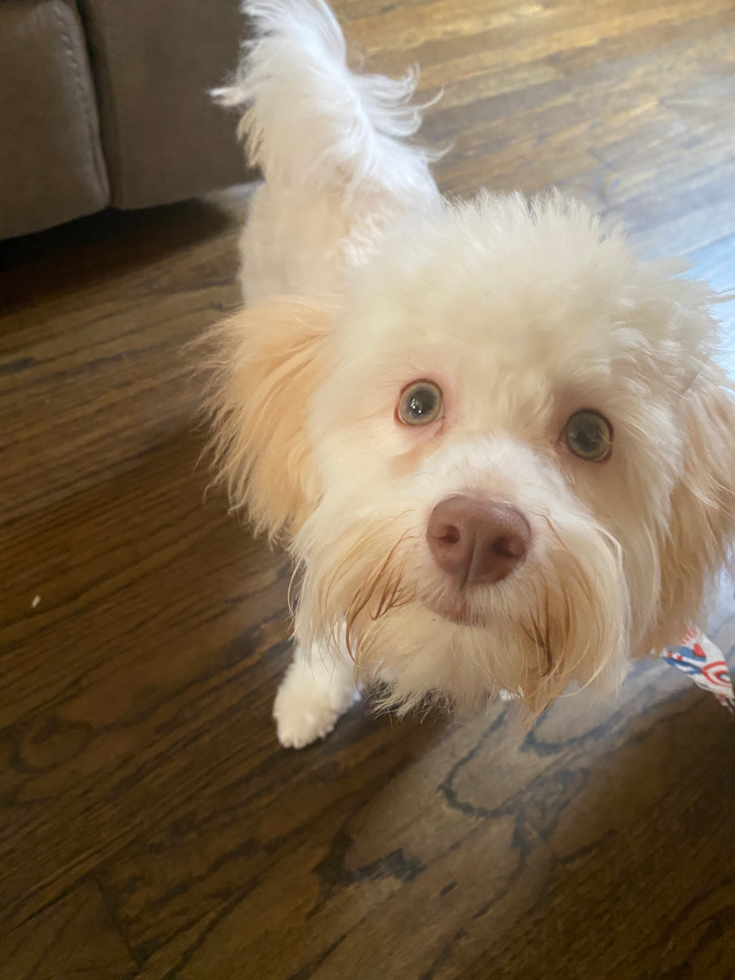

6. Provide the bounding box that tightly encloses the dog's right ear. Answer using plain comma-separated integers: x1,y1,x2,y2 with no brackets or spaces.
204,296,336,540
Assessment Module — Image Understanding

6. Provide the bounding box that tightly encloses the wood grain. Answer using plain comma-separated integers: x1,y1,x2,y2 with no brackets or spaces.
2,1,735,977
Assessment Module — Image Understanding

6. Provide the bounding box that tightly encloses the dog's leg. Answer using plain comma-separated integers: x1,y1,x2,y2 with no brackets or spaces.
273,640,359,749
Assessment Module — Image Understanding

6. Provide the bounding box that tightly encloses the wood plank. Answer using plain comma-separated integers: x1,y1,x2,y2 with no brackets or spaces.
0,880,136,980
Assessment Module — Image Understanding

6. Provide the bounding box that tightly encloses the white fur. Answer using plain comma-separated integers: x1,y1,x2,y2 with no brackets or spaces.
212,0,441,301
273,640,359,747
208,0,735,747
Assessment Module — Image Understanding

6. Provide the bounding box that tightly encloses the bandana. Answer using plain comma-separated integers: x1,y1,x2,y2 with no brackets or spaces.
663,628,735,714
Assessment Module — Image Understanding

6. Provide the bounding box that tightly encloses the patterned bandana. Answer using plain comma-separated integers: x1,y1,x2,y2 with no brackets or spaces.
663,628,735,714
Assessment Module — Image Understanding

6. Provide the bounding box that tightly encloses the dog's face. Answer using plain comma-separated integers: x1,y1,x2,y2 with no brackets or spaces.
210,193,735,715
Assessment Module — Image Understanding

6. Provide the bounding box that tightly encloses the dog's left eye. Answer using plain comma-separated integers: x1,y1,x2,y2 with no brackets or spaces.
562,410,613,462
398,381,444,426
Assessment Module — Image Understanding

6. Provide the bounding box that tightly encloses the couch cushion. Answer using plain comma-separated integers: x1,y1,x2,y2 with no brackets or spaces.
78,0,251,210
0,0,110,239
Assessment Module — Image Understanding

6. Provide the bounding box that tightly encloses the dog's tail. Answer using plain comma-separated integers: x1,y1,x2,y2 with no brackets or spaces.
212,0,441,203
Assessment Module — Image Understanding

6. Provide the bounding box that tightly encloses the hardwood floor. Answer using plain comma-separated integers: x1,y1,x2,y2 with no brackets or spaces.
2,1,735,977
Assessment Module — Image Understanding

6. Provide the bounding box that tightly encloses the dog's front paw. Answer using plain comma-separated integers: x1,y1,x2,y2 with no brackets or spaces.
273,652,359,749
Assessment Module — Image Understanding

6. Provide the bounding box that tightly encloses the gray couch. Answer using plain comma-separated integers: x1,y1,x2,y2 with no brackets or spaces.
0,0,250,240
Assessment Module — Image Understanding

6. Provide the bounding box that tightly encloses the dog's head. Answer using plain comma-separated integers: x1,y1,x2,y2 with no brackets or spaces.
208,192,735,715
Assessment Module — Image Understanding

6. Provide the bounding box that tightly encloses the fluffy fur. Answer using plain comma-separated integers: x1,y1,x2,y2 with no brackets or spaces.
208,0,735,747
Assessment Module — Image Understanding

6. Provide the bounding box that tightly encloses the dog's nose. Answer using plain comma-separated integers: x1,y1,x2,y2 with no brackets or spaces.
427,495,531,587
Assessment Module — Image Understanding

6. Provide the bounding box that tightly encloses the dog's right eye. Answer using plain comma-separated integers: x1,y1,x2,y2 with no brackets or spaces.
398,381,444,426
562,409,613,462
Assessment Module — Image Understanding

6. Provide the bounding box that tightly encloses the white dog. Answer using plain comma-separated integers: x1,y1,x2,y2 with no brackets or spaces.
208,0,735,748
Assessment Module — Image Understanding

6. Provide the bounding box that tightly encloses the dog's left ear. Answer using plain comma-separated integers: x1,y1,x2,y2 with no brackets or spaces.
652,362,735,649
205,296,337,540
